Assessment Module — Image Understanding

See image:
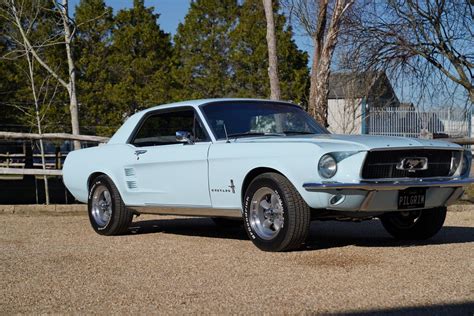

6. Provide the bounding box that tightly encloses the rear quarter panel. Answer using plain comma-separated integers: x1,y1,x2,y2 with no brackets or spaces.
63,144,132,203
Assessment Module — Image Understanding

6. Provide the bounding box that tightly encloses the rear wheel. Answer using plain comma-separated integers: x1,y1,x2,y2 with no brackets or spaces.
242,172,310,252
88,175,133,235
380,207,447,240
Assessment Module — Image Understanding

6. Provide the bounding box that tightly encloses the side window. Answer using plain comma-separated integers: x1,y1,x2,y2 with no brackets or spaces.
132,109,208,147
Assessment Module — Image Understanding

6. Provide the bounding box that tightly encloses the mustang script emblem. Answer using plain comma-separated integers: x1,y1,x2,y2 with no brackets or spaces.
396,157,428,172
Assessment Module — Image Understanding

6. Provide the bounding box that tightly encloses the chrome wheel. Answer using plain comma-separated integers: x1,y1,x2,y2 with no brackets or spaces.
249,187,284,240
91,185,112,227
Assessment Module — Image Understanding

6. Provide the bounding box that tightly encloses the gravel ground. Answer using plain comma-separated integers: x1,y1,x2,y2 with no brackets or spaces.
1,210,473,315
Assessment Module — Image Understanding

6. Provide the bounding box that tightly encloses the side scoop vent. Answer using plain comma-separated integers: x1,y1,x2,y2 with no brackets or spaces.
126,181,137,189
125,168,137,190
124,168,136,177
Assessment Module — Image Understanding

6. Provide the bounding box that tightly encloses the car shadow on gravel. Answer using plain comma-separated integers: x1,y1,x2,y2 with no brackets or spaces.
305,220,474,251
128,217,248,240
128,217,474,250
340,301,474,315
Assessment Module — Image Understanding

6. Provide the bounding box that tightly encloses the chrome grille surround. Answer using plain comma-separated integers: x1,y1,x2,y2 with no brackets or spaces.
361,148,462,179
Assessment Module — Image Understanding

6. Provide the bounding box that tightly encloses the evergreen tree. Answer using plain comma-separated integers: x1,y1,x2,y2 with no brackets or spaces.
172,0,239,100
0,26,21,129
230,0,309,105
74,0,115,136
106,0,173,119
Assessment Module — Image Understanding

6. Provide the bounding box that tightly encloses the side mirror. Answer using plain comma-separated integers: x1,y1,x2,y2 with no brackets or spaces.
176,131,194,145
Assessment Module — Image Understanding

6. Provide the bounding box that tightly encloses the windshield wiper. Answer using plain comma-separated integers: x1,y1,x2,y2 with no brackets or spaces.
227,132,284,138
283,131,315,135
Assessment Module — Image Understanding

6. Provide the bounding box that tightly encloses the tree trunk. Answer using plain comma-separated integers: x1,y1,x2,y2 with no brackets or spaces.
61,0,81,150
307,0,353,127
308,0,329,125
8,0,81,150
25,50,49,205
263,0,281,100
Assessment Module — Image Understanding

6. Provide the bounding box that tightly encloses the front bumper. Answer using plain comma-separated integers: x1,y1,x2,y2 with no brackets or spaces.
303,177,474,191
302,178,474,212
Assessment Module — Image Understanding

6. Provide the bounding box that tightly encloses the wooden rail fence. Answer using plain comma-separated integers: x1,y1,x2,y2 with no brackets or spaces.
0,131,109,143
0,132,109,177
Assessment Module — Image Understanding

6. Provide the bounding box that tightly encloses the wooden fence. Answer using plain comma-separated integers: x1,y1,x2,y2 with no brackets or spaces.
0,131,109,143
1,152,65,169
0,132,109,177
0,152,64,176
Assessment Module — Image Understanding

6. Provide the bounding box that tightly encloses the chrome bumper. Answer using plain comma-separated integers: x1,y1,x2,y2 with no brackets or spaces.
303,178,474,192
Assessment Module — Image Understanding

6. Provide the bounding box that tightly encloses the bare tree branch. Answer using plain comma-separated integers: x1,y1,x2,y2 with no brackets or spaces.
2,0,82,149
285,0,355,126
341,0,473,104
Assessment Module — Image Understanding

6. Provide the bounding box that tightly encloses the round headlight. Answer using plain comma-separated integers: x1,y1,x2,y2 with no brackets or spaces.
318,154,337,178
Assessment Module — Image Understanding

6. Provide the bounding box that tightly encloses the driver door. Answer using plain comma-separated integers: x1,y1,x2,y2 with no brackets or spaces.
124,107,211,207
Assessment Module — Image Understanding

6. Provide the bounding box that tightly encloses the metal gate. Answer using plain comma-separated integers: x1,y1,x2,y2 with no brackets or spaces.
365,107,472,138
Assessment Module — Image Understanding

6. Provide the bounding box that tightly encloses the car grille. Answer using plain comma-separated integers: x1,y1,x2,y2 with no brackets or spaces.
361,149,461,179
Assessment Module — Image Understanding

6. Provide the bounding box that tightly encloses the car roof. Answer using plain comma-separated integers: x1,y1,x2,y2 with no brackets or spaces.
143,98,295,112
107,98,297,144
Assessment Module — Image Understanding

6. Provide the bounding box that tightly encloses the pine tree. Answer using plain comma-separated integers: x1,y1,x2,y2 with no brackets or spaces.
74,0,116,136
230,0,309,105
172,0,239,100
0,28,21,129
106,0,173,118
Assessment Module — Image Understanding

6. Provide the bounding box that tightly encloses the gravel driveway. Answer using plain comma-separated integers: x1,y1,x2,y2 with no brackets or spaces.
1,210,473,314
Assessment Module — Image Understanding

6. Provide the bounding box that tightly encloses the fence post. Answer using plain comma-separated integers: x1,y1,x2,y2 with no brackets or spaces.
361,97,367,134
25,141,33,169
470,107,473,138
55,146,60,169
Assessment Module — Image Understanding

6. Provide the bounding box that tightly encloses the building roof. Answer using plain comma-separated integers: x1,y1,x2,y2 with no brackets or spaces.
328,72,399,105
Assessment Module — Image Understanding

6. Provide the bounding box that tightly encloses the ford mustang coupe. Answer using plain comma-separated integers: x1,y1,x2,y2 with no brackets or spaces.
63,99,473,252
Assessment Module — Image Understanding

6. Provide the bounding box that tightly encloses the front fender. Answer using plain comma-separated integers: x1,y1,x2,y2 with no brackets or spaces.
207,142,347,209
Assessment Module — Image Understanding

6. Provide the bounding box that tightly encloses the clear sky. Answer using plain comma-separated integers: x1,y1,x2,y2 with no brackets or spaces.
69,0,190,35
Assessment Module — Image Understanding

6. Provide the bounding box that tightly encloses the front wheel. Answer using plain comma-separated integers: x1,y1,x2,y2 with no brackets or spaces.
380,207,447,240
242,173,310,252
88,175,133,235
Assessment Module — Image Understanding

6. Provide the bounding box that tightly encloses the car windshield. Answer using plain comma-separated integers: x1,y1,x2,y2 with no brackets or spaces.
201,101,328,140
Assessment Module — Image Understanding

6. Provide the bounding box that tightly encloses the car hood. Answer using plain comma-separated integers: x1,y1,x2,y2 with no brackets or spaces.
234,134,461,151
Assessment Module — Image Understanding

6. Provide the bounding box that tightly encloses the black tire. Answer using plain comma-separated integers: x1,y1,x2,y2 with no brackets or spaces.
380,207,447,240
211,218,243,228
88,175,133,235
242,172,310,252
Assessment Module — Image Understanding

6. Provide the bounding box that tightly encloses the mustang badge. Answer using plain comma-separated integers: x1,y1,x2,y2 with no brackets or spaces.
396,157,428,172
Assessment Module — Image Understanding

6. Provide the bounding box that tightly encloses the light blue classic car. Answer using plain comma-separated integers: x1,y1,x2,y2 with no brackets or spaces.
63,99,473,251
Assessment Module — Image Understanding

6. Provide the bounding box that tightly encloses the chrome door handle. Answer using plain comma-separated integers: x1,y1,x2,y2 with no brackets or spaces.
134,150,147,160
